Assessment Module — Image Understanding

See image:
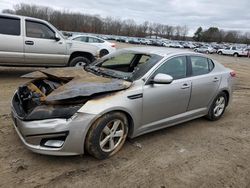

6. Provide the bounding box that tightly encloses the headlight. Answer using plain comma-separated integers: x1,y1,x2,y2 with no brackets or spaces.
25,104,82,120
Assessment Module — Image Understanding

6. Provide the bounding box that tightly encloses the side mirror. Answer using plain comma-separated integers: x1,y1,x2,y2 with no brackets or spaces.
54,33,61,41
151,73,173,84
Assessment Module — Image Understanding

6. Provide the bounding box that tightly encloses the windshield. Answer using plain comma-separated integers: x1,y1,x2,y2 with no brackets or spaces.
86,50,163,81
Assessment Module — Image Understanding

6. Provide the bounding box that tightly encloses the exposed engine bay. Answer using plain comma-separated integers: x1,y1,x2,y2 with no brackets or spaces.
12,67,132,120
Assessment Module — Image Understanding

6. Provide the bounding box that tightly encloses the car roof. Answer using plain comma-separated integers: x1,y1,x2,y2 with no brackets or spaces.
0,13,49,23
122,47,203,57
71,35,103,40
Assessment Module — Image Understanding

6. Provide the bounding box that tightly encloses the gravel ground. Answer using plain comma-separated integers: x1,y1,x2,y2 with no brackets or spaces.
1,43,250,188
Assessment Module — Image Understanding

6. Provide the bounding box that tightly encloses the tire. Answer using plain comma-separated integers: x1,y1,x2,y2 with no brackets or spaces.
218,51,222,55
206,92,228,121
206,50,209,54
85,112,128,159
99,49,109,57
233,53,239,57
69,56,91,67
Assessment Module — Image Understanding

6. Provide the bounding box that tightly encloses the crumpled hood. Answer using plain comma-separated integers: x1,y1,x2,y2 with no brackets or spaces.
22,67,132,101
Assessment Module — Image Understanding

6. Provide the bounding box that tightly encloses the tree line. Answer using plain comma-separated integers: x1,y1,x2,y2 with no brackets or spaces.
2,3,250,44
193,27,250,44
2,4,189,40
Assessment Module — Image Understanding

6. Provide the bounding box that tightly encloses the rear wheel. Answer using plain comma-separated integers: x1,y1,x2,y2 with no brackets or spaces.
206,50,209,54
85,112,128,159
206,92,227,121
69,56,91,67
218,51,222,55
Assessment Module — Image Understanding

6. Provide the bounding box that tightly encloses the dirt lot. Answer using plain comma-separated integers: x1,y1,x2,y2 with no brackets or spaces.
1,43,250,188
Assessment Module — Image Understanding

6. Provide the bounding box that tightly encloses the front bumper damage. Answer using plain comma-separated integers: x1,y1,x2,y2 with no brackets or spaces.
10,67,131,155
11,108,96,156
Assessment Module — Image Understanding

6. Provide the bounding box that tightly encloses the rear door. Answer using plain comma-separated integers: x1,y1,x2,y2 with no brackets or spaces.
187,56,221,111
0,16,24,65
24,19,67,66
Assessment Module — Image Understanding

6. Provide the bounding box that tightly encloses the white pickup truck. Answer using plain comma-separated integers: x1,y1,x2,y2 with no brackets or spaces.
217,47,248,57
0,14,101,67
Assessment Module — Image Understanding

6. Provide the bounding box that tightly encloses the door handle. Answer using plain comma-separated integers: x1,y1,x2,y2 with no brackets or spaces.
181,83,190,89
213,77,219,82
25,41,34,45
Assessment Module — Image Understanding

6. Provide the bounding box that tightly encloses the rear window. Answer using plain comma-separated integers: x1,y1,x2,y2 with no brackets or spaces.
0,17,20,36
190,56,210,76
88,37,104,43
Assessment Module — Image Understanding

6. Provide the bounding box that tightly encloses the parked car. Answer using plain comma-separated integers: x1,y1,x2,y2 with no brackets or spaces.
150,40,163,46
183,43,196,49
194,46,217,54
69,35,116,57
0,14,101,67
217,47,247,57
169,42,184,48
139,38,152,45
128,38,141,44
11,47,235,159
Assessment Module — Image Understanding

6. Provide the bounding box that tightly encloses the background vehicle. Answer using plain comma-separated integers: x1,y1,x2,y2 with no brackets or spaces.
217,46,247,57
69,35,116,57
11,47,235,159
0,14,100,67
194,46,216,54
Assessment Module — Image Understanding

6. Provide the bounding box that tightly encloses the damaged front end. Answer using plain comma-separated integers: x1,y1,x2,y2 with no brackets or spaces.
12,67,131,121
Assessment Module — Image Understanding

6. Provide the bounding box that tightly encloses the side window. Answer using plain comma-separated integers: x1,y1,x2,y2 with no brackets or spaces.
0,17,20,36
190,56,210,76
26,20,55,39
208,59,215,71
154,56,187,80
73,36,87,42
232,47,236,50
88,37,101,43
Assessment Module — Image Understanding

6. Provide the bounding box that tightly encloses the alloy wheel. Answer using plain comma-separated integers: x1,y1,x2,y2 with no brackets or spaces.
99,119,125,152
213,96,226,117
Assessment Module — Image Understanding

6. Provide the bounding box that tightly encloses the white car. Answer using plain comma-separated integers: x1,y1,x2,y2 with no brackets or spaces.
69,35,116,57
194,46,216,54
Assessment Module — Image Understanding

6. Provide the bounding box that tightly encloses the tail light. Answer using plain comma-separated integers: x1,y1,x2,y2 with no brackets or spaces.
111,43,116,48
230,70,236,77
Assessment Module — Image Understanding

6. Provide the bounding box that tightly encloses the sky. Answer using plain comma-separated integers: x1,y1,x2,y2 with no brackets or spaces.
0,0,250,36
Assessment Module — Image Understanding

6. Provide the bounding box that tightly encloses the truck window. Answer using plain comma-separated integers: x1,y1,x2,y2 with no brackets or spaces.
0,17,20,36
26,20,55,39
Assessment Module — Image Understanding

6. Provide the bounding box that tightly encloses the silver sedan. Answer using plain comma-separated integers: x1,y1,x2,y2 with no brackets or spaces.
11,47,235,159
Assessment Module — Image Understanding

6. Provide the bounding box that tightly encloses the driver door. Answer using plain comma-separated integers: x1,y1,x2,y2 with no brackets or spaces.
141,56,191,131
24,20,67,66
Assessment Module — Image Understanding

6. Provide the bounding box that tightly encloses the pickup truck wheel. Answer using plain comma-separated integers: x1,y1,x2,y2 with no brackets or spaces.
85,112,128,159
69,56,91,67
218,51,222,55
100,49,109,57
233,53,239,57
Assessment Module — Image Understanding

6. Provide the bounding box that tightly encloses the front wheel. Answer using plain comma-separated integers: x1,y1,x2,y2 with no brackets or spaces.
100,49,109,57
206,92,227,121
85,112,128,159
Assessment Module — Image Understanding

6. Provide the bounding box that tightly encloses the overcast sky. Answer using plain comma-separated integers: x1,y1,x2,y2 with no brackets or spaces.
1,0,250,35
